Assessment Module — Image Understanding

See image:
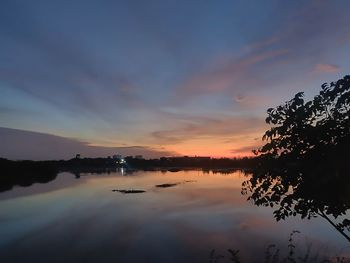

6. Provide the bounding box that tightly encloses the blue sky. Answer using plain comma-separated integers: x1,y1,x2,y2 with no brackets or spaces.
1,0,349,159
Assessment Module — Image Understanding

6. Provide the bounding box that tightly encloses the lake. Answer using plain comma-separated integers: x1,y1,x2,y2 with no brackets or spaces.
0,169,349,262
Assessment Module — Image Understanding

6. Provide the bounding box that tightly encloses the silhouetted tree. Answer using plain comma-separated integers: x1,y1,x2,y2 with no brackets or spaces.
255,75,350,159
243,76,350,242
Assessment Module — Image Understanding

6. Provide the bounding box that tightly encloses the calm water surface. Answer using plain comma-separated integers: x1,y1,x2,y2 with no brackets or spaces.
0,170,349,262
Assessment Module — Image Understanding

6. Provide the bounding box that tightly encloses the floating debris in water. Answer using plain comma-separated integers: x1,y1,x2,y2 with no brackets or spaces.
155,183,179,188
155,180,197,188
112,189,146,194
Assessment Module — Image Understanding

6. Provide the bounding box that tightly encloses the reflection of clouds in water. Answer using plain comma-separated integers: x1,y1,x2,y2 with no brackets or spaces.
239,218,273,230
0,172,82,200
168,221,280,262
239,222,250,230
0,170,349,262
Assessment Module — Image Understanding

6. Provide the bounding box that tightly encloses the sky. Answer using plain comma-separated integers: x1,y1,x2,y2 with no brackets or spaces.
0,0,350,160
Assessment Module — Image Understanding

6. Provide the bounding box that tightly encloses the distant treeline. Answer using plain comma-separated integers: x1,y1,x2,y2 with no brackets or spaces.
123,156,256,169
0,156,257,192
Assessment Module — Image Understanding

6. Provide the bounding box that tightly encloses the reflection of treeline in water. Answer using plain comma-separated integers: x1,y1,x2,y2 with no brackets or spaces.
0,156,256,192
0,158,58,192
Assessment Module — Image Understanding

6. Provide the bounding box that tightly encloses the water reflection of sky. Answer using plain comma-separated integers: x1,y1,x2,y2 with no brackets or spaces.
0,170,349,262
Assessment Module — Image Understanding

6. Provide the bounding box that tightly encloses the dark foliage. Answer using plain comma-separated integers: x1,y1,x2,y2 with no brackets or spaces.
243,76,350,242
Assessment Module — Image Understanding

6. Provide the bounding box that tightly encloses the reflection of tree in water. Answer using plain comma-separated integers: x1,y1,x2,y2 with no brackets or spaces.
0,158,58,192
242,76,350,242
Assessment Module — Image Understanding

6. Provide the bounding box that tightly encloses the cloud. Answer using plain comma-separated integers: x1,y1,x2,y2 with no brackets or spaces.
151,115,266,145
313,63,340,74
175,49,289,98
0,3,153,122
0,127,177,160
1,0,349,158
233,94,272,108
244,37,280,52
230,145,259,156
171,0,350,108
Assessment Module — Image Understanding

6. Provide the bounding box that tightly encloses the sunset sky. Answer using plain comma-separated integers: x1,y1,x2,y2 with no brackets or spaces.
1,0,350,159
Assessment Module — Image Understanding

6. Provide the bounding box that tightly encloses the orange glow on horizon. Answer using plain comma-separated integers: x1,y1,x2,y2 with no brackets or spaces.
158,135,262,158
86,129,265,159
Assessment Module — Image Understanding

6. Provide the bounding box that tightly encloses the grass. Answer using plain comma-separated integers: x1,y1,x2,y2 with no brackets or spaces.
209,231,348,263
